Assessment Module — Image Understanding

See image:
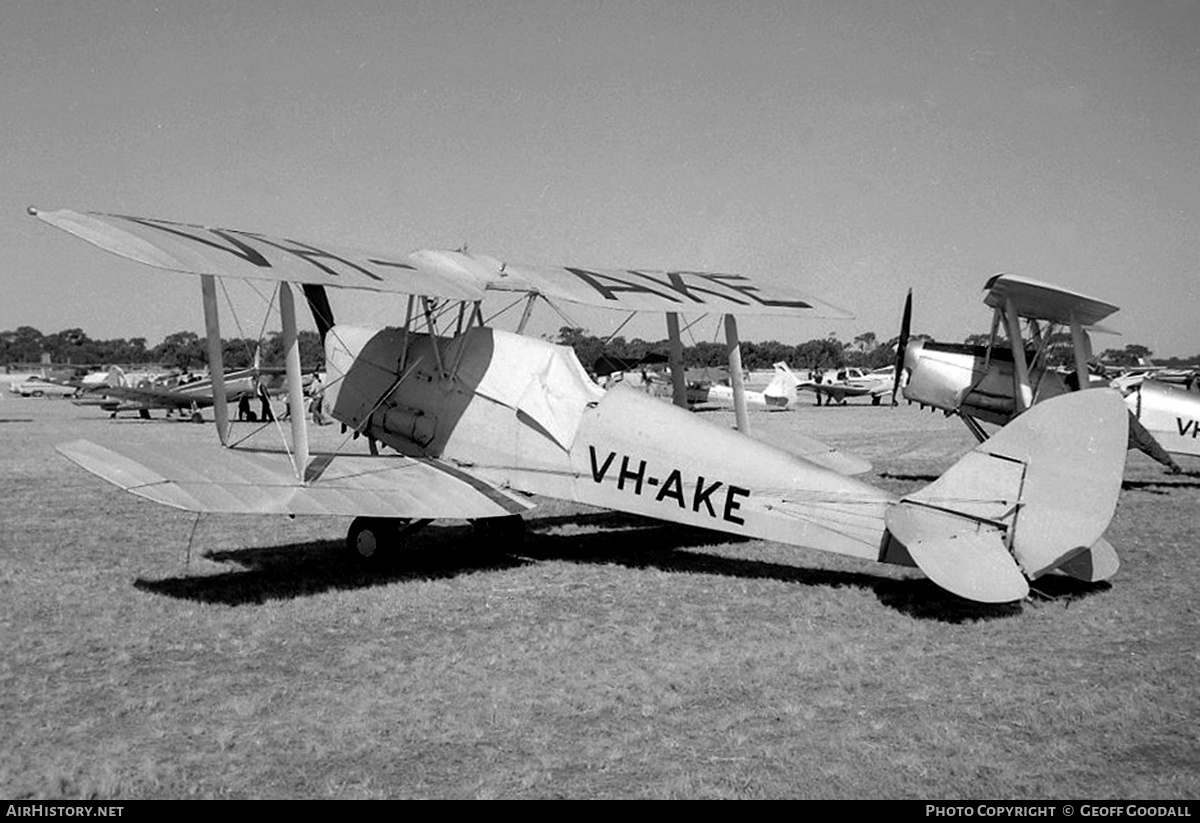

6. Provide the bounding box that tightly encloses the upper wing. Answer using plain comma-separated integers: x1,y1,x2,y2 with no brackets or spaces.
983,273,1119,328
58,439,532,518
484,261,852,318
32,207,850,318
29,208,486,301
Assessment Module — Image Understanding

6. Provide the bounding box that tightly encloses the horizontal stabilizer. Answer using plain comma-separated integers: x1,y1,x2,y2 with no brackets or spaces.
1054,537,1120,583
885,390,1127,602
886,503,1029,603
57,439,532,518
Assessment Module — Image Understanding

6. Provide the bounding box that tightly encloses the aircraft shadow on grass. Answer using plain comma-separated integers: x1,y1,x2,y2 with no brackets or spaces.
134,510,1108,622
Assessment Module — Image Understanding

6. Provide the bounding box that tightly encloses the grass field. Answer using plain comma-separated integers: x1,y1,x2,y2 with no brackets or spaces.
1,394,1196,799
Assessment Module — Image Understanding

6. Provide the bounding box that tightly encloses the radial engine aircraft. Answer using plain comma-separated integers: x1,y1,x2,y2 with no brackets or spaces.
896,274,1196,470
30,208,1131,604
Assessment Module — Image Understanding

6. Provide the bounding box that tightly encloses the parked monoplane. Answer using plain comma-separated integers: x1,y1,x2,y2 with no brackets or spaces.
79,359,300,422
797,364,894,406
31,208,1131,603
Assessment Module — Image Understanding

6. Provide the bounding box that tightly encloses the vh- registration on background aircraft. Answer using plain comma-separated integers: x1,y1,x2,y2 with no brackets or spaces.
30,208,1131,604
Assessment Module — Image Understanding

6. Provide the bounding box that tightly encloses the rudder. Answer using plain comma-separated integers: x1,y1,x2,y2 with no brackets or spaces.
885,390,1128,601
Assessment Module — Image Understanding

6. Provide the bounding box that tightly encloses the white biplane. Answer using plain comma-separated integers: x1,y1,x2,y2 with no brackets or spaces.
31,208,1131,603
897,274,1196,471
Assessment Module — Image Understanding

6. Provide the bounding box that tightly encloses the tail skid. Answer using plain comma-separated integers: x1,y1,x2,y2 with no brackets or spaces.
884,390,1129,602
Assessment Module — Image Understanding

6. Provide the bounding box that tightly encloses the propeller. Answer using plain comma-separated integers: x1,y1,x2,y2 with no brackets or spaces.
891,288,912,406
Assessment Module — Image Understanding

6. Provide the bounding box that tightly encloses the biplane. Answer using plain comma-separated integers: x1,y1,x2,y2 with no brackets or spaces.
897,274,1196,471
30,208,1130,603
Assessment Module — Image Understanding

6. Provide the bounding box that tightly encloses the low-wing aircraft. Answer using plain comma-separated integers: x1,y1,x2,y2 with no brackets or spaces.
796,364,895,406
75,363,285,422
897,274,1195,472
30,208,1132,603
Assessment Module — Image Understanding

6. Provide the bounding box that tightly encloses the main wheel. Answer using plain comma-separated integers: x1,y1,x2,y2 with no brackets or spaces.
345,517,422,563
190,411,204,424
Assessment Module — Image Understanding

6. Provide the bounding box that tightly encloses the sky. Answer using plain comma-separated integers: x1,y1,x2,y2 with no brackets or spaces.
2,0,1198,356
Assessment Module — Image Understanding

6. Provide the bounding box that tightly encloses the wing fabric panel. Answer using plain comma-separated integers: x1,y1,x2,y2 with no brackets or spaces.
32,208,848,319
489,262,854,318
31,209,484,301
983,274,1119,327
57,439,531,518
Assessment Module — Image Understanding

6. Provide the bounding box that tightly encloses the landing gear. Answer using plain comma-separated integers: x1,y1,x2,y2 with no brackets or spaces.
345,517,430,563
470,514,526,552
190,411,204,424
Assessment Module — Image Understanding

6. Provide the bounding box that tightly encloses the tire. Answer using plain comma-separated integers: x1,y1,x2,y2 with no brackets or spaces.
190,412,204,424
346,517,414,563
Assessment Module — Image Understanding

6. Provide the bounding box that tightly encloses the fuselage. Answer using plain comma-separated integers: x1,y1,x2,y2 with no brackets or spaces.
901,339,1200,460
901,339,1069,426
323,325,896,563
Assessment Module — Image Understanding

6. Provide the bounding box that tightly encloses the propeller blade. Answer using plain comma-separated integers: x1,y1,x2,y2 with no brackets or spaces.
892,288,912,406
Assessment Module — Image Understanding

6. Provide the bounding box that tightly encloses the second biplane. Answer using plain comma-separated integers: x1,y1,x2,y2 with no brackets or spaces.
31,208,1131,604
897,274,1197,472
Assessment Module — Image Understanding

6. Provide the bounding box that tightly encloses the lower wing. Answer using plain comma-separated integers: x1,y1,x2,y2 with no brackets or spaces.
58,439,532,518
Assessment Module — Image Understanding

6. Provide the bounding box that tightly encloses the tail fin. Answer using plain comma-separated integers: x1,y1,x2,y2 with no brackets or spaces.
105,366,127,388
883,390,1128,602
763,362,799,404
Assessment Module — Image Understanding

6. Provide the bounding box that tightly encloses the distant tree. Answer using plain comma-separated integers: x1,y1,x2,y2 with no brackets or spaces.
4,326,46,363
1099,343,1153,367
685,341,728,369
154,331,205,371
853,331,877,352
257,330,324,371
794,337,845,370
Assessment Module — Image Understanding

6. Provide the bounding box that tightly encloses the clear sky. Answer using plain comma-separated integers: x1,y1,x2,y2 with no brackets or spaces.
3,1,1198,356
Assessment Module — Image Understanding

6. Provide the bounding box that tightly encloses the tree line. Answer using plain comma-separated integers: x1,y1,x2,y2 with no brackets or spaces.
2,324,1190,376
1,326,324,372
554,327,900,374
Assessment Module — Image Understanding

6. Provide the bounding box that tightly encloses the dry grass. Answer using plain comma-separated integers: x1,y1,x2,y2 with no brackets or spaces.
0,395,1196,799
